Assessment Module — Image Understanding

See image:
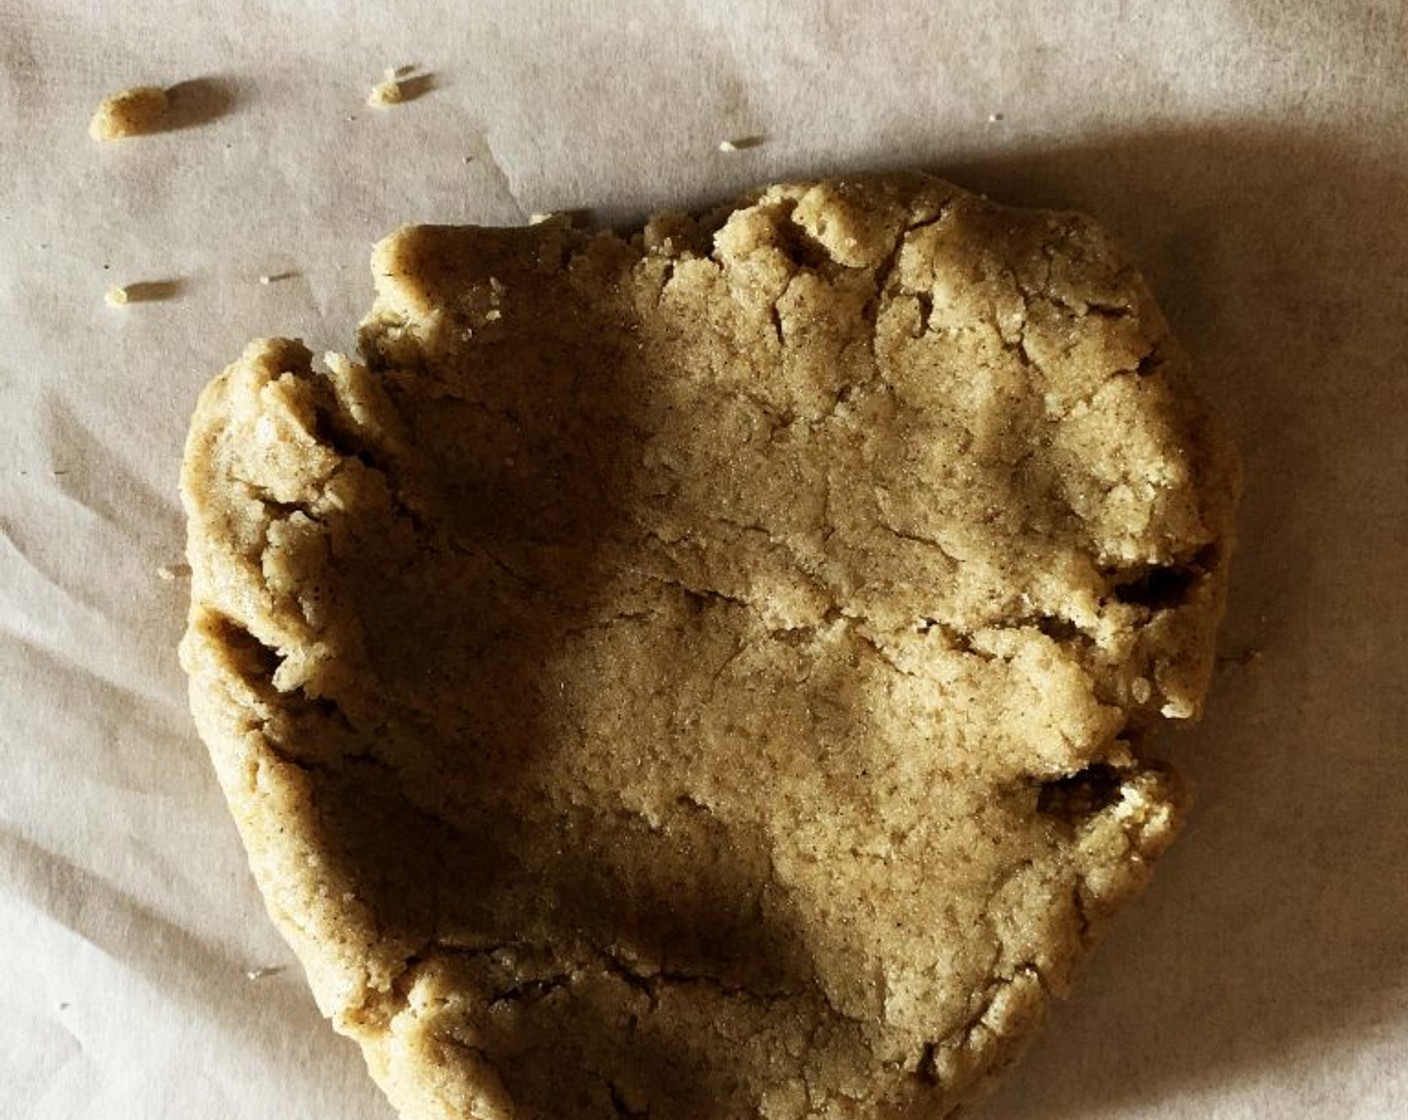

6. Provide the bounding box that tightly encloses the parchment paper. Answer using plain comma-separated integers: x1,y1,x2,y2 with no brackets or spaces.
3,1,1405,1117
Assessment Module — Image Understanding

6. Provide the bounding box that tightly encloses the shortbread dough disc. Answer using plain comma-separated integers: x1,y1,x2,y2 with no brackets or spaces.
181,173,1238,1120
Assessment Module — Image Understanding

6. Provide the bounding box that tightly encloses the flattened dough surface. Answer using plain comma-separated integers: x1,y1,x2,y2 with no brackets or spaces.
181,173,1238,1120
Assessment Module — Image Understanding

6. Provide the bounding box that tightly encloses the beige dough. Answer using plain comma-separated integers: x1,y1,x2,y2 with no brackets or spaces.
180,172,1238,1119
88,85,168,140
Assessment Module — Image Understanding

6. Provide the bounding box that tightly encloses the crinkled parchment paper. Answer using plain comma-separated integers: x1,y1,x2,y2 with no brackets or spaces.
2,1,1405,1116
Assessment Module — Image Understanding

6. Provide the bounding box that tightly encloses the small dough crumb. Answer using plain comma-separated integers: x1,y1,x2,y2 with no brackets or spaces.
368,80,404,106
89,86,169,141
367,68,420,107
157,563,192,581
104,279,181,305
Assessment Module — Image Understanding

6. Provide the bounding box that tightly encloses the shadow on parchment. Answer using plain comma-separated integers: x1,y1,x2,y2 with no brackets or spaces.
827,128,1408,1118
159,77,237,132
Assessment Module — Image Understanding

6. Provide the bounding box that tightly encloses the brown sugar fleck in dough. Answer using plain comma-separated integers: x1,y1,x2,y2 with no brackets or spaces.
179,173,1239,1120
89,85,169,140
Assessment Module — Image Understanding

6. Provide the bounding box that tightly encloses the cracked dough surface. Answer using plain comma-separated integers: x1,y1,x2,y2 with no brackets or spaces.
179,173,1238,1120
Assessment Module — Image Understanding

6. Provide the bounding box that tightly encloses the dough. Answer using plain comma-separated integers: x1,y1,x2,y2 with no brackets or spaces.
180,172,1238,1119
88,85,168,140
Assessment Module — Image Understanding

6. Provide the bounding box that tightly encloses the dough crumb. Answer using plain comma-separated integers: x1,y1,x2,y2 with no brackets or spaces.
718,135,764,152
89,85,169,140
367,66,432,108
259,271,298,285
528,209,587,228
367,76,406,107
157,563,192,581
104,279,182,306
245,965,287,981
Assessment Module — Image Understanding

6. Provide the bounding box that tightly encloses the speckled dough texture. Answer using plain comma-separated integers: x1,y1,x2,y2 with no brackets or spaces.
179,173,1238,1120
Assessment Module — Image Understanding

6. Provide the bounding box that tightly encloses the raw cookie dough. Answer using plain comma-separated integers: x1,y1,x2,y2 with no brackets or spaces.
180,172,1238,1120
